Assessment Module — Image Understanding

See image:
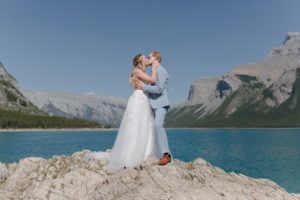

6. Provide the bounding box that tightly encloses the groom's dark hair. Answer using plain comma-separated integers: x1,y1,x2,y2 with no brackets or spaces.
151,51,162,63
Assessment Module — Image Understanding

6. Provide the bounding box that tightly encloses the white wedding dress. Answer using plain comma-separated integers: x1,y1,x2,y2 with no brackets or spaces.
85,89,161,173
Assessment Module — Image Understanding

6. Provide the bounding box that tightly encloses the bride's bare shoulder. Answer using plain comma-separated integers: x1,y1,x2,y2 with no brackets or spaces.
134,69,146,79
134,68,144,75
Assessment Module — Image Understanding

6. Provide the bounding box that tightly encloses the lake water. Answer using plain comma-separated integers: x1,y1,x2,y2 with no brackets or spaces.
0,128,300,193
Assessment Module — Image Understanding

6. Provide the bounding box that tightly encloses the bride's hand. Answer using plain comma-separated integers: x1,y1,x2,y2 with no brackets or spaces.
152,62,159,69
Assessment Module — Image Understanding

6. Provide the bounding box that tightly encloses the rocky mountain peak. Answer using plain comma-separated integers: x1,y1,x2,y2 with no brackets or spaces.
0,62,42,114
269,32,300,57
283,32,300,44
167,32,300,127
229,32,300,87
0,62,18,88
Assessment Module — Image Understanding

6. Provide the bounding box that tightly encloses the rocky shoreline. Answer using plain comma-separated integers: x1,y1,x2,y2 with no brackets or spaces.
0,150,299,200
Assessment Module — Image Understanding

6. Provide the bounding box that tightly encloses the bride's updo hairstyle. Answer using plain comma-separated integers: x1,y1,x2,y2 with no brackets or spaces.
129,54,146,84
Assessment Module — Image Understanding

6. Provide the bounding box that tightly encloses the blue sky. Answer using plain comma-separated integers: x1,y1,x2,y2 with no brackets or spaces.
1,0,300,104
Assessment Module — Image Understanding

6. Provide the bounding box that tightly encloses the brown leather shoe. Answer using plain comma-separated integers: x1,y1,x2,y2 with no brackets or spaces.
158,153,171,165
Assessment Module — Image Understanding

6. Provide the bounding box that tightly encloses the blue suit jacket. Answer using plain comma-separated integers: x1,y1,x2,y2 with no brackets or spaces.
143,65,170,109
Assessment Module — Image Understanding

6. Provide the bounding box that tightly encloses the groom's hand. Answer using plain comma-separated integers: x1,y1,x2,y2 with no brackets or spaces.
134,81,144,90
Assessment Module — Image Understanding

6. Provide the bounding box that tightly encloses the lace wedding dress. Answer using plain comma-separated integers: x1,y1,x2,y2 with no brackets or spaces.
85,89,161,173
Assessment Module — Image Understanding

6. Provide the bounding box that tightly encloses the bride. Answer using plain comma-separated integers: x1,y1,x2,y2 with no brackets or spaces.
85,54,161,173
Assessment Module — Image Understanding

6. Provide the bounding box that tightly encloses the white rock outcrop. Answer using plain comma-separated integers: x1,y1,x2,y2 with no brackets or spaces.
0,150,299,200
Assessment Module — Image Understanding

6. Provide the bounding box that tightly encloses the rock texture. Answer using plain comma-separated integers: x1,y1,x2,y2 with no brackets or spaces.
0,62,43,114
24,90,127,127
183,75,241,117
264,69,297,107
0,150,299,200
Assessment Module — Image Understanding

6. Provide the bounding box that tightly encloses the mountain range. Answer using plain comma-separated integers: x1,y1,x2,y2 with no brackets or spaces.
2,32,300,128
166,32,300,127
24,90,127,127
0,62,126,128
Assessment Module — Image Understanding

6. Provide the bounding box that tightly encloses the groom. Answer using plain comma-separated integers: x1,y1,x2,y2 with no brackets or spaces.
135,51,172,165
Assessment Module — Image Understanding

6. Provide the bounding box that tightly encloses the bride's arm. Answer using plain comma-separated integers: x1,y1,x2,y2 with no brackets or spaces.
135,68,157,84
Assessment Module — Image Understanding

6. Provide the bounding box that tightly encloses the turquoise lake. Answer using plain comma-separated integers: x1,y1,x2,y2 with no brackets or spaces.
0,128,299,193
